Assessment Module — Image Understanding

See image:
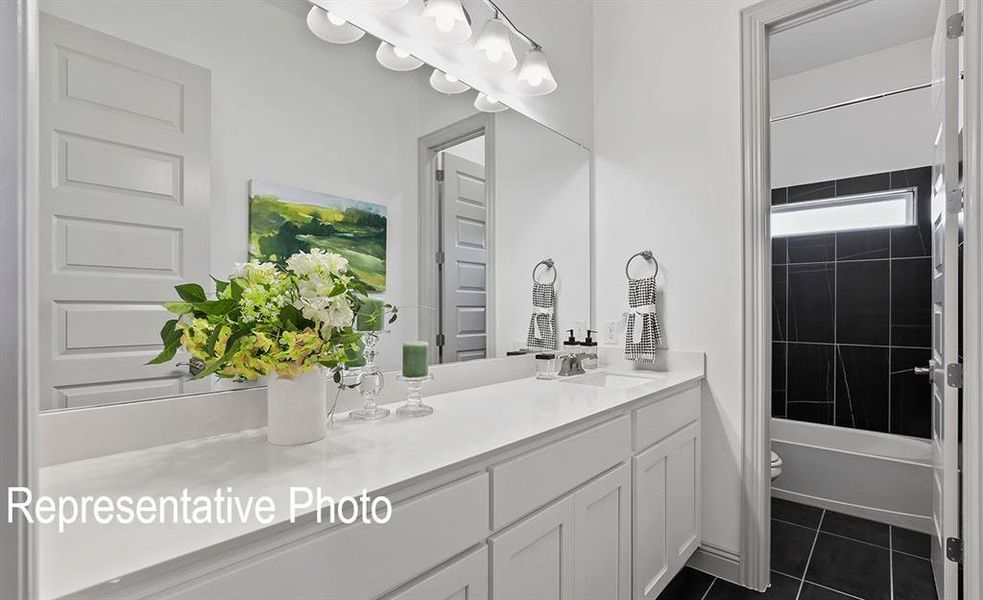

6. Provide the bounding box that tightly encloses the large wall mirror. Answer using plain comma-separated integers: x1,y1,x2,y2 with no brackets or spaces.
36,0,591,411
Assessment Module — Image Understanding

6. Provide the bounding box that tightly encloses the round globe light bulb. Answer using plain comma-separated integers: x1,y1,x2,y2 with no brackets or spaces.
487,96,498,104
486,47,504,63
527,73,543,87
445,73,458,83
327,12,347,26
435,14,456,32
394,47,410,59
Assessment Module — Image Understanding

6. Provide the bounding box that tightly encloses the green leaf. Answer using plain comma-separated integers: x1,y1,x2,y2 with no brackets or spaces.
196,298,237,316
159,319,178,343
146,340,180,365
163,301,193,315
229,279,245,301
204,324,226,357
211,276,230,295
175,283,207,303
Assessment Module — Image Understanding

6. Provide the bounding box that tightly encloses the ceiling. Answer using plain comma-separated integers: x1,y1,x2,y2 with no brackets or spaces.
769,0,939,79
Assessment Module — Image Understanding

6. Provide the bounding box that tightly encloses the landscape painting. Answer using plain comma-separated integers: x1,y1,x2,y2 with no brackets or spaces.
248,180,387,291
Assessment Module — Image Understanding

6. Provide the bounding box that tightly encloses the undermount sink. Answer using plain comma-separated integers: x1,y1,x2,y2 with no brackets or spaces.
559,372,662,389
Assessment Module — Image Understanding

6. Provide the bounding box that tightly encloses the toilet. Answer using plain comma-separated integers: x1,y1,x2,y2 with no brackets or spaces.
770,451,783,480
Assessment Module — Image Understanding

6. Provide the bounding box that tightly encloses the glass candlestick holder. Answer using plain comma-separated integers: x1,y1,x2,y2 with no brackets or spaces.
395,373,434,418
350,331,390,420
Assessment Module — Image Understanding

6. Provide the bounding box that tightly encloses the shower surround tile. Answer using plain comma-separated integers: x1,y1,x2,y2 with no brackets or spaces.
836,260,889,345
771,167,933,439
891,257,932,348
788,263,835,343
835,345,889,433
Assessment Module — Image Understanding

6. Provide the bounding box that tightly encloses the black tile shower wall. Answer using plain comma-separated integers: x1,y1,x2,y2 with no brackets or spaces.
771,167,933,439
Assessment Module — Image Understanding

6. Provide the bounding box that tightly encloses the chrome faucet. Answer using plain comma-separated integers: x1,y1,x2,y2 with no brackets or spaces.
558,353,588,377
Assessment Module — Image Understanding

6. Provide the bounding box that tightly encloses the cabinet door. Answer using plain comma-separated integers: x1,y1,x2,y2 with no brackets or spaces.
667,422,701,566
490,495,575,599
574,464,630,600
387,546,487,600
632,422,701,600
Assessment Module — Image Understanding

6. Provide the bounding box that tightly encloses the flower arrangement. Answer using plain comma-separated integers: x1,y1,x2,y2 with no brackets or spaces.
149,249,393,381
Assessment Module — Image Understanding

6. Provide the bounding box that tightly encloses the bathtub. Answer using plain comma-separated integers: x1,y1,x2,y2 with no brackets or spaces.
772,418,933,533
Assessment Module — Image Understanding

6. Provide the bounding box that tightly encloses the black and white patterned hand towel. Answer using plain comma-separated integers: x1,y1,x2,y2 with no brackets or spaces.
624,275,663,361
526,282,557,350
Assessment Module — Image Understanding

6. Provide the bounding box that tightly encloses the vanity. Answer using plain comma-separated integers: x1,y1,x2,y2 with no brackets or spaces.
29,1,702,599
39,356,703,600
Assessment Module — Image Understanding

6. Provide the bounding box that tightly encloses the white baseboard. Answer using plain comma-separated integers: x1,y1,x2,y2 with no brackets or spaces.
772,488,932,534
687,542,741,585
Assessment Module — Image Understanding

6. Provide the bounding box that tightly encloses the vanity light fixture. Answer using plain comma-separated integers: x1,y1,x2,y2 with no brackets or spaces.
375,41,424,71
305,6,365,44
429,69,470,94
474,92,508,113
420,0,472,45
473,16,517,72
515,47,557,96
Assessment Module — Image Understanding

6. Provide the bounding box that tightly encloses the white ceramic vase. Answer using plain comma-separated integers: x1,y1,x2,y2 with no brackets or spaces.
267,367,328,446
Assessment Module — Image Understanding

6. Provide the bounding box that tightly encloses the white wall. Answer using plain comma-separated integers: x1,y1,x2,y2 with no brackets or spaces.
593,0,754,556
771,37,935,187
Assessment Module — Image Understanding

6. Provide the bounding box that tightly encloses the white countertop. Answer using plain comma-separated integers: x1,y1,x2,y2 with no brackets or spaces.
38,368,702,599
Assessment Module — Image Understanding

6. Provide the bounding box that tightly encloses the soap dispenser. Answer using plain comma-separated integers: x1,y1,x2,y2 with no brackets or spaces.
581,330,598,370
563,329,580,354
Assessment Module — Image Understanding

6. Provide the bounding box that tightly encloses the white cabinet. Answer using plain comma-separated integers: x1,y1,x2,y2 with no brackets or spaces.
489,463,631,600
574,464,631,600
489,495,575,599
632,421,702,600
387,546,488,600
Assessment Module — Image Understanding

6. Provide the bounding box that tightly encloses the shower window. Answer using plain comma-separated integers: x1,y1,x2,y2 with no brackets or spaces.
771,188,916,237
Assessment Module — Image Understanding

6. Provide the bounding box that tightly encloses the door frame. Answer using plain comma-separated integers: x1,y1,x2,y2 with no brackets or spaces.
418,113,496,364
740,0,983,595
0,0,38,597
961,2,983,598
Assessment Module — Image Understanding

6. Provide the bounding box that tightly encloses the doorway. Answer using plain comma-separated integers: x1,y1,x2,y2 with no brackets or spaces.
418,114,496,365
739,0,979,597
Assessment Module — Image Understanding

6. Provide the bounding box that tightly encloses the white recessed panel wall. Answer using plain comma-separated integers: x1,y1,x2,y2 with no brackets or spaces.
593,0,756,558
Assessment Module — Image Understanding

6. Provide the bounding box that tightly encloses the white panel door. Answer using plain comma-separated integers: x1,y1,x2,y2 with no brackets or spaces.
632,422,702,600
573,464,630,600
39,14,211,409
489,495,575,600
439,153,488,363
929,1,962,597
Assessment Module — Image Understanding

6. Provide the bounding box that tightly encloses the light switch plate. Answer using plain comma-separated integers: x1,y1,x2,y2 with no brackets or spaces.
605,320,620,345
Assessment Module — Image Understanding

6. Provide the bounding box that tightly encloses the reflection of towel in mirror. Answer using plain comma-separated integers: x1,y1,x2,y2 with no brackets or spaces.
625,275,663,361
527,282,557,350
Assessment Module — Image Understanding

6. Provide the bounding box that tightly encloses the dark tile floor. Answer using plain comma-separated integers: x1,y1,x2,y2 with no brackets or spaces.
657,498,937,600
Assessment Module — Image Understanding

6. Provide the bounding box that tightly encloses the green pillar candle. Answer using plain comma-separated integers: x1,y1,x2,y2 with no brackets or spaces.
356,298,385,332
402,341,429,378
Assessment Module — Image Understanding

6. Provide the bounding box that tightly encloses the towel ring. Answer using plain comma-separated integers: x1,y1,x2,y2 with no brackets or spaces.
625,250,659,280
532,258,557,285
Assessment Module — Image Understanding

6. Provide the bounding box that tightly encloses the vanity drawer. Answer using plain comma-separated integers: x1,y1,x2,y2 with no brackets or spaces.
166,473,490,600
490,416,631,529
633,383,700,452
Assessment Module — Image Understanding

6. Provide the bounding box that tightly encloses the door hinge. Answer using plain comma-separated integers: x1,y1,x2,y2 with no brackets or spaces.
435,250,445,265
947,363,963,388
435,169,445,182
435,333,445,347
947,187,964,213
947,12,964,39
946,537,963,563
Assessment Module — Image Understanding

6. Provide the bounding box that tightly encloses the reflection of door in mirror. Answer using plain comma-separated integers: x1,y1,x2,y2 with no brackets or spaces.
38,14,212,410
438,137,488,364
